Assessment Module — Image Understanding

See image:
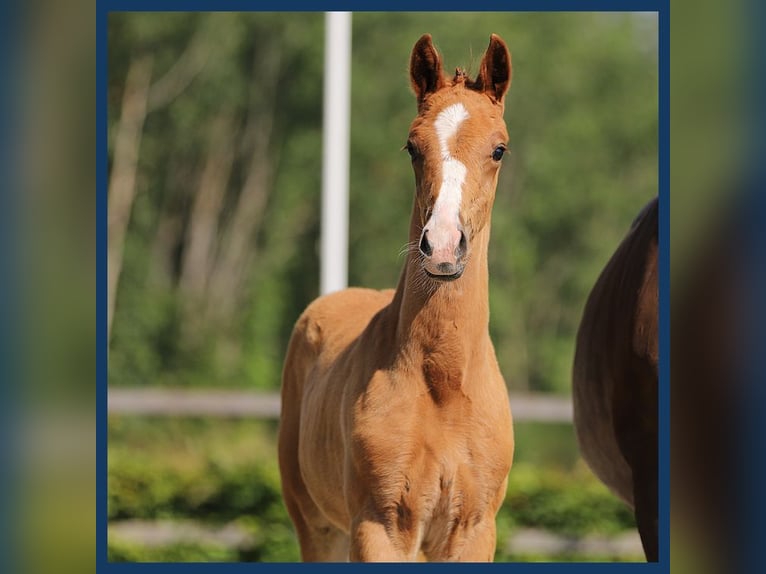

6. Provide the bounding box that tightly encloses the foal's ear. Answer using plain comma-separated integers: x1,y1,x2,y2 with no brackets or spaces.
410,34,446,104
472,34,512,104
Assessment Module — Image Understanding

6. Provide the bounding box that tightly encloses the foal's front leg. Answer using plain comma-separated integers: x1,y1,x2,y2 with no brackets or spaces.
452,518,498,562
349,508,420,562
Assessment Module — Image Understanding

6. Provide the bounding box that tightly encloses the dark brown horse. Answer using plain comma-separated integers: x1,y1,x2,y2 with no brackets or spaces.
572,197,658,561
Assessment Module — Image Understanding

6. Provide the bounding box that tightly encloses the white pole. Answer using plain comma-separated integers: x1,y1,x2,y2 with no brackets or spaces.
320,11,352,295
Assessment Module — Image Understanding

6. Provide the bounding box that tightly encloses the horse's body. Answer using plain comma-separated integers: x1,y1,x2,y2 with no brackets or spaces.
572,197,658,561
278,34,514,562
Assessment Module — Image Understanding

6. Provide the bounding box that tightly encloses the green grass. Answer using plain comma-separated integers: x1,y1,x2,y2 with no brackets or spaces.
108,539,240,562
108,416,298,561
108,417,637,562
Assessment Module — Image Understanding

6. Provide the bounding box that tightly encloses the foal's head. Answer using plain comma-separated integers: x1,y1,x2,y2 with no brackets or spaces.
407,34,512,281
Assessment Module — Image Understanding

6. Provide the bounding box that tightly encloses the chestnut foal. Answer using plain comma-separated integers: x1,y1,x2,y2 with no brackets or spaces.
279,34,514,562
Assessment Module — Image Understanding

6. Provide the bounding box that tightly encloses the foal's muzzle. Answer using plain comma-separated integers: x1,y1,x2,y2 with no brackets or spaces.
419,226,468,280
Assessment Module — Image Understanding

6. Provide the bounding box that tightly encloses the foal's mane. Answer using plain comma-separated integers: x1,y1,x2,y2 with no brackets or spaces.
434,67,482,89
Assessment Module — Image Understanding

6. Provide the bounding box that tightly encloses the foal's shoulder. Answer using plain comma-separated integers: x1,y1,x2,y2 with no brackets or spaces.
304,287,394,316
294,287,396,346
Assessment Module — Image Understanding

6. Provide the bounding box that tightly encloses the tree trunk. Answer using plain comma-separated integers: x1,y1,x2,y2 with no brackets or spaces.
107,56,153,343
205,43,283,323
179,112,237,298
178,112,237,338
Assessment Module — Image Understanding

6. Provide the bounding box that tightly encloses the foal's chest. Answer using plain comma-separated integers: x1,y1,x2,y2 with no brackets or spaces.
369,393,510,536
407,423,510,557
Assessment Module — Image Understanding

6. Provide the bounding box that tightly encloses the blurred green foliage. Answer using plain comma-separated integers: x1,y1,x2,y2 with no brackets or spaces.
503,463,635,536
108,12,657,394
108,418,297,561
108,418,638,562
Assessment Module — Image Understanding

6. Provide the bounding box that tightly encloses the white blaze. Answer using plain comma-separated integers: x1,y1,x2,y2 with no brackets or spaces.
431,103,469,225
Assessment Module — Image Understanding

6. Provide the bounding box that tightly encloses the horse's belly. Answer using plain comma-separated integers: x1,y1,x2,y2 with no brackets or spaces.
573,379,634,507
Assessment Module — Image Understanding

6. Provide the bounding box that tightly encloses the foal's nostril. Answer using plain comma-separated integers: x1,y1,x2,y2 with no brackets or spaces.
456,229,468,258
419,230,433,257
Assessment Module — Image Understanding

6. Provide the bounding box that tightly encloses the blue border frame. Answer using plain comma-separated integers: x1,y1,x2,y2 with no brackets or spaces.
104,1,662,12
1,1,21,573
97,2,669,572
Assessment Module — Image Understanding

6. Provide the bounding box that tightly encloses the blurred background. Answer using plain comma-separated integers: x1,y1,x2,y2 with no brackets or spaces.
106,12,657,562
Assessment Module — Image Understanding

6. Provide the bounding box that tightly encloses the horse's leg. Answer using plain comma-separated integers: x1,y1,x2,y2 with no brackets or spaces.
632,445,658,561
290,507,349,562
278,326,349,562
455,520,498,562
280,421,349,560
455,481,506,562
613,358,658,562
420,517,497,562
349,516,413,562
278,388,349,561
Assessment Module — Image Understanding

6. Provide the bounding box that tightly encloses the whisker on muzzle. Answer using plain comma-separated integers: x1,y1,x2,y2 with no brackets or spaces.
398,240,421,260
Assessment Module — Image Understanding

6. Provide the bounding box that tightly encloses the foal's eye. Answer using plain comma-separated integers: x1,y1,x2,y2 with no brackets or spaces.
404,140,419,161
492,145,507,162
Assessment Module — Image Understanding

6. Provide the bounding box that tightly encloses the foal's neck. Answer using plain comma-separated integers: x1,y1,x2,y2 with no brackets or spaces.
389,219,492,359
